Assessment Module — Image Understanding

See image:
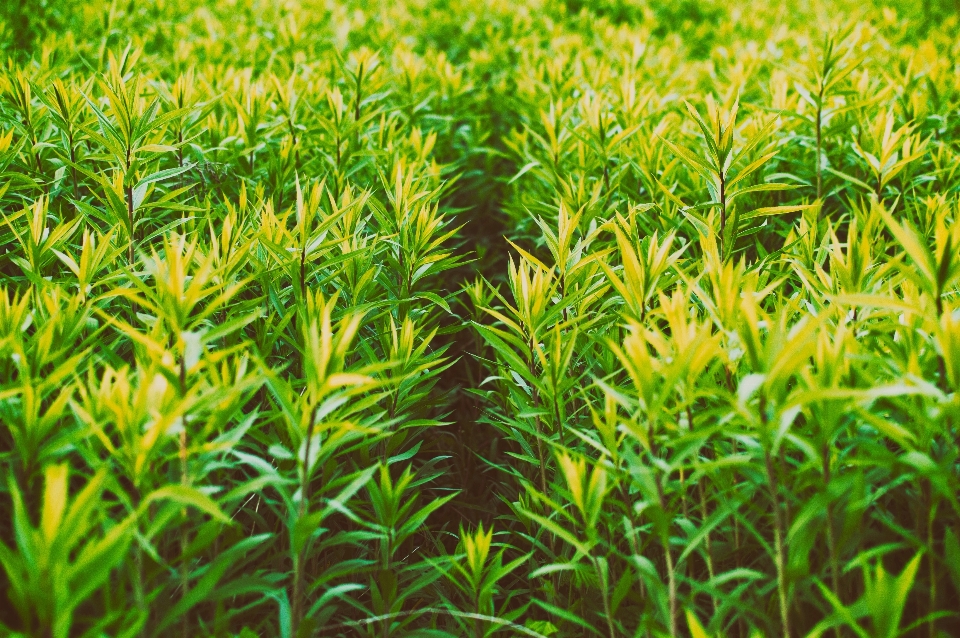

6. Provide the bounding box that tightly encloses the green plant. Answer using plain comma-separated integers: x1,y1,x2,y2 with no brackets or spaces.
3,1,960,636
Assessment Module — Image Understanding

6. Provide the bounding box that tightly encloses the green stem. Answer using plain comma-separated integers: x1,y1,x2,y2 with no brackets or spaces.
595,554,618,638
664,536,677,638
822,443,841,638
292,406,318,637
719,169,727,260
180,427,190,638
764,446,791,638
816,91,824,201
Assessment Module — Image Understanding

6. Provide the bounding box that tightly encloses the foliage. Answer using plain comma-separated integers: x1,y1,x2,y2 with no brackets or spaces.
1,0,960,636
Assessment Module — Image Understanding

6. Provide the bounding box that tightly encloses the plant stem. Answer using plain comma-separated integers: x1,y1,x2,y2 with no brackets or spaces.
719,165,727,259
133,487,146,637
594,555,618,638
292,406,319,637
694,409,717,616
180,427,190,638
289,119,300,167
816,90,824,201
649,419,677,638
135,542,146,633
822,443,841,638
300,240,308,297
529,336,548,498
664,537,677,638
126,183,135,266
924,479,937,638
764,446,791,638
354,62,365,122
69,134,79,201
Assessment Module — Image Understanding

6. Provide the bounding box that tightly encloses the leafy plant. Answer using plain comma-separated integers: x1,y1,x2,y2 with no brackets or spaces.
2,0,960,636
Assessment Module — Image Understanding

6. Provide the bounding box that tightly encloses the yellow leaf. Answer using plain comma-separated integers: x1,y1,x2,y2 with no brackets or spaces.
41,464,69,544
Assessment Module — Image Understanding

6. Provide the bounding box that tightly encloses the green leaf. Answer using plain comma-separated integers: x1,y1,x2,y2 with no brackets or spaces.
143,486,232,524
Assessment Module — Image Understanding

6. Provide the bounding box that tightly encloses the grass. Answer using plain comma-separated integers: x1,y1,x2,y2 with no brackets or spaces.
1,0,960,636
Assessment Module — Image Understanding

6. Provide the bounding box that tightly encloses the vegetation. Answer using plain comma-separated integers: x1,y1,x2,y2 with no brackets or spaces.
2,0,960,636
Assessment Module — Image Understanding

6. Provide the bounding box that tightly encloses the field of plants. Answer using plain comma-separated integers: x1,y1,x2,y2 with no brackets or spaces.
2,0,960,636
